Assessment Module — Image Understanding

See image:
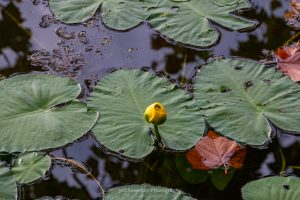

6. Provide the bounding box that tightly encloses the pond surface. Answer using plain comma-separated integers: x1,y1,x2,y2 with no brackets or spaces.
1,0,300,199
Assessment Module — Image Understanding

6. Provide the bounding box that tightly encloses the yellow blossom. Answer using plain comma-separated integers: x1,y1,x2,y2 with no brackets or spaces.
144,102,167,125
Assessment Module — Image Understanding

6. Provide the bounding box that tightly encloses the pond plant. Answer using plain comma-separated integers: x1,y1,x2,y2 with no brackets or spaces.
1,0,300,199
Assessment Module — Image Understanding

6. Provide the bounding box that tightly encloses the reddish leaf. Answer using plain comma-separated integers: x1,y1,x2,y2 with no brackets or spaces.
276,48,291,60
276,45,300,81
284,1,300,29
185,131,246,173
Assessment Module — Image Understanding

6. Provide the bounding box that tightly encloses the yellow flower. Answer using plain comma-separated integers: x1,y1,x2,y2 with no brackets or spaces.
144,102,167,125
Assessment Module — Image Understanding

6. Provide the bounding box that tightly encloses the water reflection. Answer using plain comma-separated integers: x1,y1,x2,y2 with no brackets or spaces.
2,0,300,199
0,1,41,75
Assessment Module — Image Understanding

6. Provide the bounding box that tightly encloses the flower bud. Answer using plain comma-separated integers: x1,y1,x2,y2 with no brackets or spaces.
144,102,167,125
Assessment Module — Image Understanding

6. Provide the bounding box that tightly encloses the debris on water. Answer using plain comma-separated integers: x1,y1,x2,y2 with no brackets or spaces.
85,46,94,52
28,45,85,78
102,37,111,46
78,31,89,44
32,0,40,5
56,27,75,40
128,48,138,53
32,0,48,6
39,15,59,28
82,16,99,28
84,74,98,92
95,48,102,55
207,55,224,63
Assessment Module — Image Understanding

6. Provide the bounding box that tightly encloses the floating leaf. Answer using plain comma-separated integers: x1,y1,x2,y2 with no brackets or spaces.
49,0,159,29
105,184,195,199
210,0,240,7
185,131,246,172
276,44,300,81
242,176,300,200
284,0,300,30
12,152,51,184
49,0,256,48
194,58,300,145
88,69,204,159
0,74,98,153
0,162,17,200
147,0,256,47
101,0,160,30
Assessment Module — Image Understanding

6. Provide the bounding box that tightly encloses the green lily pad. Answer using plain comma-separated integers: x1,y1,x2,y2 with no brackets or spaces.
242,176,300,200
12,152,51,184
194,58,300,145
0,74,98,153
147,0,256,47
0,162,17,200
49,0,159,28
105,184,195,199
210,0,240,6
49,0,256,48
88,69,204,159
101,0,160,30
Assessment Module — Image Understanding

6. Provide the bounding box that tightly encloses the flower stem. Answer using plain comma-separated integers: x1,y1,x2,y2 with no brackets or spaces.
289,165,300,170
284,31,300,46
152,125,166,149
278,145,286,174
51,157,105,199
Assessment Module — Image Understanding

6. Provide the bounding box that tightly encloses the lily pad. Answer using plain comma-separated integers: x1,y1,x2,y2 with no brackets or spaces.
88,69,204,159
147,0,256,47
194,58,300,145
12,152,51,184
0,74,98,153
0,162,17,200
49,0,159,29
49,0,256,48
101,0,160,30
105,184,195,199
210,0,240,7
242,176,300,200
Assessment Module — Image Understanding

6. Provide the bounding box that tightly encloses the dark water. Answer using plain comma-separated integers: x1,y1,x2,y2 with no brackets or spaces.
1,0,300,199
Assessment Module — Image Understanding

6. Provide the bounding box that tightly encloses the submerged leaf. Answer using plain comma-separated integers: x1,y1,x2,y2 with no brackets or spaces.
211,168,236,191
0,74,98,153
242,176,300,200
12,152,51,184
194,58,300,145
186,131,246,172
175,154,236,190
88,69,204,159
175,154,209,184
